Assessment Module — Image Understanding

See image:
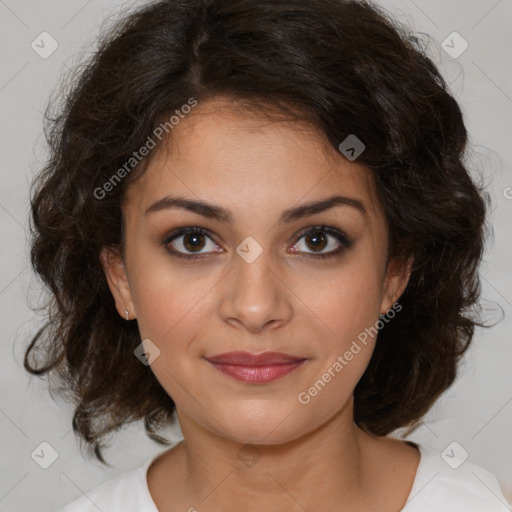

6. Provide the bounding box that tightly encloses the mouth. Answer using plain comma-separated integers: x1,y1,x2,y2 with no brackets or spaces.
204,351,308,383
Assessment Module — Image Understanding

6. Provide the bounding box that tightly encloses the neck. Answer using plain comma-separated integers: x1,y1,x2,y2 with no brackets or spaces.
167,400,379,511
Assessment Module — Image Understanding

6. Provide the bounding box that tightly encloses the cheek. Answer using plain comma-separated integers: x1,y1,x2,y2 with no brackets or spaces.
296,290,380,424
130,264,217,405
296,257,384,406
301,259,384,347
128,247,217,344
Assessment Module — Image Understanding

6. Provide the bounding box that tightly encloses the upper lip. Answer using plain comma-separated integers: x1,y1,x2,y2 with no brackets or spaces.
205,351,306,366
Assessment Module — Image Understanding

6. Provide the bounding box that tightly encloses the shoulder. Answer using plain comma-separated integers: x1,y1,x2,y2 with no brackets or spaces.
403,442,511,512
57,455,160,512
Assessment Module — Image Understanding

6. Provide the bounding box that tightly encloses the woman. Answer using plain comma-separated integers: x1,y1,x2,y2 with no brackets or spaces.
25,0,510,510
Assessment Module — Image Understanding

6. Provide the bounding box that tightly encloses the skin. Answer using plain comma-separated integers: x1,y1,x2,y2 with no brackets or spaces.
100,96,419,512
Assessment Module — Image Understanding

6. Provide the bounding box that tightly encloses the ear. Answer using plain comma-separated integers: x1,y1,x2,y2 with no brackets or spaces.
380,255,413,315
99,245,136,320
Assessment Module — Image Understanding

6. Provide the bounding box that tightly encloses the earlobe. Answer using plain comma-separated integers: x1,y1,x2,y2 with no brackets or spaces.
99,246,136,320
380,256,413,315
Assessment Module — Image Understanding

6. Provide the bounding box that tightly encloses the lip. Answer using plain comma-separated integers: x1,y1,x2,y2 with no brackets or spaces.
205,351,307,383
206,351,305,365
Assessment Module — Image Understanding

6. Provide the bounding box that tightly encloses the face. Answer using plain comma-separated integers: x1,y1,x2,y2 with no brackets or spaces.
101,96,411,445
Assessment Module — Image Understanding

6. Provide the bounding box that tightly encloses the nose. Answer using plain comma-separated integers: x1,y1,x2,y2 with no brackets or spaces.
218,249,293,333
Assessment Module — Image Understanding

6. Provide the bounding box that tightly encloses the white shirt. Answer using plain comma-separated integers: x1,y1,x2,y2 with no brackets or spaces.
58,442,511,511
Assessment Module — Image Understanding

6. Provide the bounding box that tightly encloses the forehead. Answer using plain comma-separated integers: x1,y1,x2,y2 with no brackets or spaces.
123,97,384,225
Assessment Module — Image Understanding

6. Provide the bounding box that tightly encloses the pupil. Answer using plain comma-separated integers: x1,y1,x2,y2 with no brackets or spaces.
184,233,204,252
307,231,327,252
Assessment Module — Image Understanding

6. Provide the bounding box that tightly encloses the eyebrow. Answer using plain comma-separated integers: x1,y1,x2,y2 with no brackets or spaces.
144,194,367,224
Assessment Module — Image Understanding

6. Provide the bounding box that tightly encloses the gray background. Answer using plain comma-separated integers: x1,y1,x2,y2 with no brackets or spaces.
0,0,511,510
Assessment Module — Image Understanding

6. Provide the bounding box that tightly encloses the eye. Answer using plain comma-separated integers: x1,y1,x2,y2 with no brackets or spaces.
161,224,354,261
289,225,353,259
162,227,221,259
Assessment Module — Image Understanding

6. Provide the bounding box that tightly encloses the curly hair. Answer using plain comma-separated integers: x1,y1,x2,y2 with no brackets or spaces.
25,0,490,465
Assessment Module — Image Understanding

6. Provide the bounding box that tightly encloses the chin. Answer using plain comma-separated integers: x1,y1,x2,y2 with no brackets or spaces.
214,404,315,447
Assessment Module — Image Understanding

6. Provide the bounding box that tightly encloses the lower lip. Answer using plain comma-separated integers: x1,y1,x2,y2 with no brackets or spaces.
207,360,306,383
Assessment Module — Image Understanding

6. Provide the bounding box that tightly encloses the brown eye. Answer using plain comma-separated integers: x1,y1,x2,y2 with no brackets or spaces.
304,231,328,252
162,227,222,259
182,232,206,252
290,225,354,259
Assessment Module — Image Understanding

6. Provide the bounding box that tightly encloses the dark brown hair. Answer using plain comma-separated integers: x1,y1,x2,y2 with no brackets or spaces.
25,0,491,465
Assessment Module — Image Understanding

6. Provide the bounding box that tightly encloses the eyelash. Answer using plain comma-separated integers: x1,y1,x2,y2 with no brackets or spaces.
161,225,354,261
